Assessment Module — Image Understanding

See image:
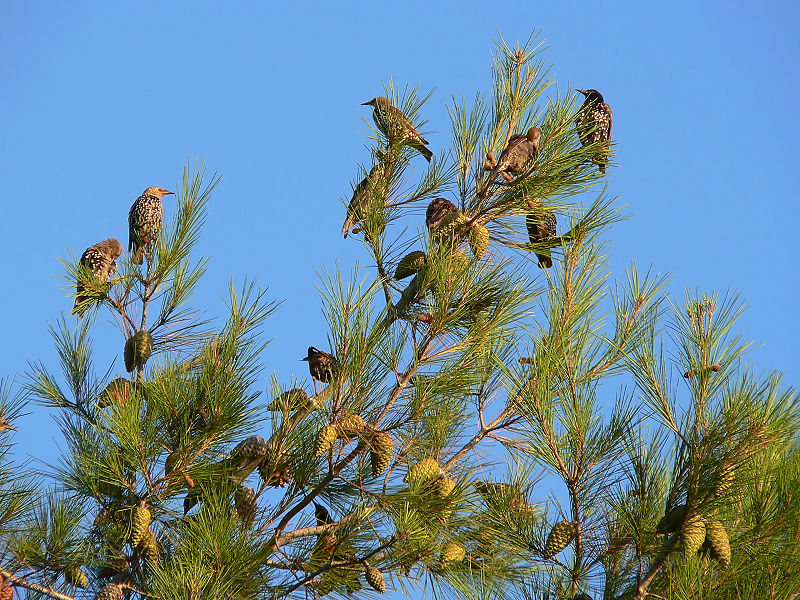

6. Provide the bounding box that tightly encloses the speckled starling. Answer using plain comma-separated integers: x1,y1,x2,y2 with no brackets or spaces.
362,97,433,162
425,197,458,232
128,186,173,265
490,127,540,181
74,237,123,312
302,346,335,384
575,89,613,173
342,165,385,238
526,209,557,268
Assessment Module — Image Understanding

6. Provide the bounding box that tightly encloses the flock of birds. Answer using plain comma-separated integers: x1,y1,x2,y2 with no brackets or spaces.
71,90,612,383
342,89,613,268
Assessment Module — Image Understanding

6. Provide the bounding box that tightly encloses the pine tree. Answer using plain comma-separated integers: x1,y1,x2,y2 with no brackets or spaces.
0,33,796,600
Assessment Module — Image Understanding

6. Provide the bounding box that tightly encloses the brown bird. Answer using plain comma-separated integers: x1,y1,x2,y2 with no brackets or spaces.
526,209,557,268
490,127,540,181
302,346,335,393
425,197,458,232
128,186,174,265
342,165,384,238
73,237,124,313
575,89,613,173
362,97,433,162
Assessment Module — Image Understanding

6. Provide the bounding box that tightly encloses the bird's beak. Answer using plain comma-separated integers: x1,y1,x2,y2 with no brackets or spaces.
576,89,588,96
301,357,309,361
361,100,373,106
163,190,175,196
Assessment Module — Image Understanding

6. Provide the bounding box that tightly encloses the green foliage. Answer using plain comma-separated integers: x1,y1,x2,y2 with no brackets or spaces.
0,32,796,600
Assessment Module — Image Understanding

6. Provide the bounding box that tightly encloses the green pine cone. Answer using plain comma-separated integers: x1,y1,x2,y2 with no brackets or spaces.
364,566,386,593
164,451,180,476
407,458,442,493
369,431,394,478
468,225,489,259
705,520,731,568
124,330,153,372
544,521,576,558
437,476,456,498
95,583,124,600
315,425,338,457
395,251,427,280
337,413,367,439
64,565,88,588
130,503,151,547
138,528,159,568
440,541,466,566
681,514,706,555
231,435,269,460
714,465,735,497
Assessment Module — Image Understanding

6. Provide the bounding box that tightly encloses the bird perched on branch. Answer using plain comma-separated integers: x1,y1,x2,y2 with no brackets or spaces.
303,347,335,392
362,97,433,162
342,165,385,238
128,186,174,265
575,89,613,173
526,209,557,268
425,197,458,232
73,237,124,314
490,127,540,181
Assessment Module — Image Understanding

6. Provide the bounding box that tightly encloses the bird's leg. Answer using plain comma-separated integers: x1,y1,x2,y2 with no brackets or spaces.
313,380,319,396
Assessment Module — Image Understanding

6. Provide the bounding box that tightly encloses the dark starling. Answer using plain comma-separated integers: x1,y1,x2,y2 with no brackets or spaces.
313,501,334,526
341,165,384,238
128,186,174,265
362,97,433,162
73,237,124,312
490,127,540,181
302,346,335,384
526,209,557,268
425,197,458,232
575,89,613,173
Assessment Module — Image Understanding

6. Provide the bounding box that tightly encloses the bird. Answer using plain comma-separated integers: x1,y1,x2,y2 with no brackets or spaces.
128,186,174,265
490,127,540,181
362,97,433,162
73,237,124,313
425,197,458,232
302,347,335,393
526,209,557,268
575,89,613,173
313,501,334,526
342,165,384,238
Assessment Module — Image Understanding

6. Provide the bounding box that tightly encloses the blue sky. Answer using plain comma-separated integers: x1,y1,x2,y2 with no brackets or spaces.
1,0,799,590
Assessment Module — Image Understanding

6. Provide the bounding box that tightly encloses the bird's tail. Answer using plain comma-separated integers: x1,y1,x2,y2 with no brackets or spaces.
131,245,144,265
536,253,553,269
413,143,433,162
341,216,354,238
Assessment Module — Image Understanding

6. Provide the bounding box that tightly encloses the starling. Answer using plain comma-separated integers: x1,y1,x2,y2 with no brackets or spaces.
314,501,334,526
362,97,433,162
128,186,174,265
342,165,385,238
302,346,335,390
575,89,613,173
526,209,557,268
73,237,124,312
425,197,458,232
490,127,540,181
